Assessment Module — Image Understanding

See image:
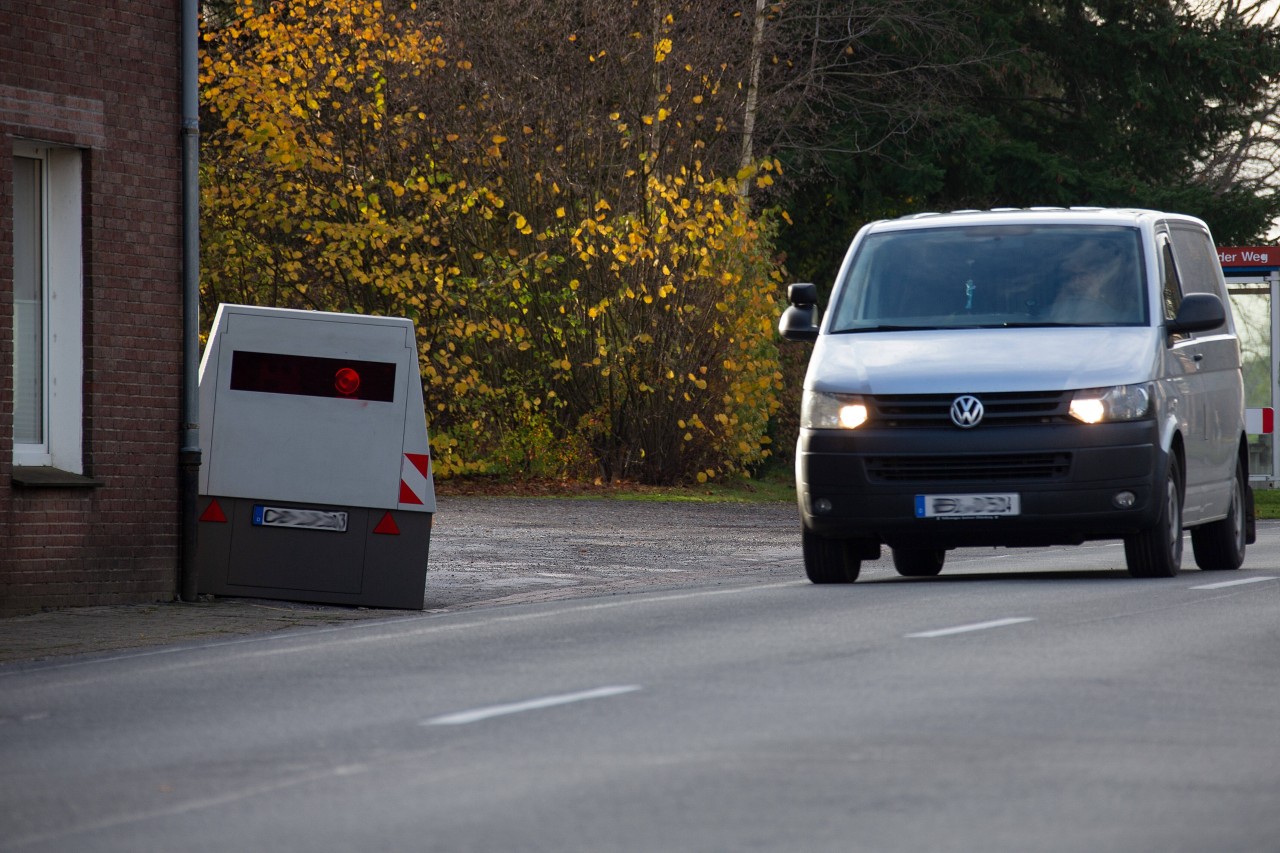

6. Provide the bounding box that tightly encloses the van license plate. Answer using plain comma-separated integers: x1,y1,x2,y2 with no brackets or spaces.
253,505,349,532
915,494,1020,518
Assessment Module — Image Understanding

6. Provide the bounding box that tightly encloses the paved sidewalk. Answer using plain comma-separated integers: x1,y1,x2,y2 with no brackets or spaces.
0,497,803,665
0,597,397,664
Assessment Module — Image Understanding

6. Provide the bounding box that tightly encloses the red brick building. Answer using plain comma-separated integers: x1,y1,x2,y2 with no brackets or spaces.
0,1,186,615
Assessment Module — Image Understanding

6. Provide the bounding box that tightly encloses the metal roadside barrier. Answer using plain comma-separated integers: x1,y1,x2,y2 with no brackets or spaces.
196,304,435,609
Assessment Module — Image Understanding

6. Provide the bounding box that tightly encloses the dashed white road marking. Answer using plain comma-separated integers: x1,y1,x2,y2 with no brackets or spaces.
905,617,1035,639
423,685,642,726
1190,576,1278,591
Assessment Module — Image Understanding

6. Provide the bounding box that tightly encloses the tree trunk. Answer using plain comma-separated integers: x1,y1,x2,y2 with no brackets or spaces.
738,0,768,198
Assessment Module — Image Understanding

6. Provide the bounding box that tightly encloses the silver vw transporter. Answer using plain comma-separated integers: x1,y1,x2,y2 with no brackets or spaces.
779,208,1253,582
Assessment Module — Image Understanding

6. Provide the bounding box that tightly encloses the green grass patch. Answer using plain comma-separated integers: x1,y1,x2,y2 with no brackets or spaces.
610,476,796,504
1253,485,1280,519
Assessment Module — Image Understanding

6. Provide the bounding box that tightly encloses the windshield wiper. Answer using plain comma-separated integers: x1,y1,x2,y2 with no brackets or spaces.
832,321,1095,333
830,324,932,334
991,321,1078,328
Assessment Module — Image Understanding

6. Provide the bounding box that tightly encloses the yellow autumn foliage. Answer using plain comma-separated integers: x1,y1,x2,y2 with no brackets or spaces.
200,0,785,484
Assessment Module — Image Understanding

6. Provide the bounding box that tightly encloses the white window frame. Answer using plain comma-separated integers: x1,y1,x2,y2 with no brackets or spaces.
12,142,83,473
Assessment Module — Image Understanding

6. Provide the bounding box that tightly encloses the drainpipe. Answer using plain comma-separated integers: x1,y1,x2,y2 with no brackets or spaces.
178,0,201,602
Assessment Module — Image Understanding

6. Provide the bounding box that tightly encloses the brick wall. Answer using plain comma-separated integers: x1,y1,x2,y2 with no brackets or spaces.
0,1,184,615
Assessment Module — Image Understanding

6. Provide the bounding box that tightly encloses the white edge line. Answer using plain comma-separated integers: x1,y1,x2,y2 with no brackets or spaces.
3,763,369,850
905,617,1035,639
423,685,642,726
1190,576,1278,590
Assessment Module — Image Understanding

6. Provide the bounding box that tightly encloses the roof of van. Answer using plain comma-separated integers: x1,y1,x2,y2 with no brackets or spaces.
871,207,1207,231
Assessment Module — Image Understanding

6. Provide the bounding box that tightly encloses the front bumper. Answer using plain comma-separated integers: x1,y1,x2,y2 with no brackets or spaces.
798,420,1165,548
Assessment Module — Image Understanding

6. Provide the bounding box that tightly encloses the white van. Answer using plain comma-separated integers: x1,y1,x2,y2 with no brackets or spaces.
779,208,1253,582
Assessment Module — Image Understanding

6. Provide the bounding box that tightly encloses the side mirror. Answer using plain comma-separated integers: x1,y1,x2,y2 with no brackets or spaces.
1167,292,1226,337
779,283,821,342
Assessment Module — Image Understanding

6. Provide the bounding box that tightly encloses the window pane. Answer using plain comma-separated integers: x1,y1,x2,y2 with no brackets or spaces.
1169,227,1223,296
13,156,44,445
1161,242,1183,321
230,351,398,402
829,224,1146,330
1229,288,1272,479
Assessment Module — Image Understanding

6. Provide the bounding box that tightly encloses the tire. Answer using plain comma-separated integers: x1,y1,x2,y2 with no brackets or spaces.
802,528,861,584
1125,454,1183,578
1191,459,1246,571
892,546,945,577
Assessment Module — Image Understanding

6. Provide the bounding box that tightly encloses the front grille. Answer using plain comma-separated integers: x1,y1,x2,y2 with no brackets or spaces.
865,452,1072,483
870,391,1071,428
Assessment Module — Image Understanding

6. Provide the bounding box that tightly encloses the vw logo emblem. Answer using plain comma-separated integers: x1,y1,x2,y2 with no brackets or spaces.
950,395,984,428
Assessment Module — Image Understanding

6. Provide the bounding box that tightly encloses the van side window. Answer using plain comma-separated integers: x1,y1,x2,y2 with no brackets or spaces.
1160,240,1184,322
1168,226,1226,297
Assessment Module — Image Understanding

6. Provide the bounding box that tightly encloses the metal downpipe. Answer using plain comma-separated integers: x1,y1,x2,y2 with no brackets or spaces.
179,0,201,602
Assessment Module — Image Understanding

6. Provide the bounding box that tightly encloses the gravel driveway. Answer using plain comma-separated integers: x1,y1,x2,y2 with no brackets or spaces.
426,496,806,610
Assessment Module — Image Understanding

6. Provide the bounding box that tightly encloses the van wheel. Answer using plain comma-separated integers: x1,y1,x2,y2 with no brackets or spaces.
1124,455,1183,578
892,547,945,577
802,528,861,584
1191,459,1246,571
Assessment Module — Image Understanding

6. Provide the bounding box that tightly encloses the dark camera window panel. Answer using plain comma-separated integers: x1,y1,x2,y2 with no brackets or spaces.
230,351,397,402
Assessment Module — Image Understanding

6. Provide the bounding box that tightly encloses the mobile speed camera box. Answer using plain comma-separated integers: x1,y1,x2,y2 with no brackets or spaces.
196,304,435,609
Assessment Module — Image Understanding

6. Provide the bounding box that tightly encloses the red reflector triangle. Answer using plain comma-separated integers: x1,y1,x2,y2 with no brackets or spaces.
373,512,400,535
199,499,227,523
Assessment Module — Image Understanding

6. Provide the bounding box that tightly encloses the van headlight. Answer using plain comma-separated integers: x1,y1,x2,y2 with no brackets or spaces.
1069,383,1152,424
802,391,869,430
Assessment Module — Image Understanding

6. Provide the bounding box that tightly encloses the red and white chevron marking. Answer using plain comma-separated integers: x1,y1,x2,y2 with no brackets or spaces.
1247,408,1274,435
399,452,431,505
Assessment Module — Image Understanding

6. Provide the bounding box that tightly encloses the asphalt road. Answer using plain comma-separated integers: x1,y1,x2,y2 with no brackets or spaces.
2,519,1279,853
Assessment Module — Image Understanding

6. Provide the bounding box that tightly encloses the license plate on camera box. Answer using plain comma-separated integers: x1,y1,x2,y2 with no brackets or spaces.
252,505,349,532
915,493,1020,519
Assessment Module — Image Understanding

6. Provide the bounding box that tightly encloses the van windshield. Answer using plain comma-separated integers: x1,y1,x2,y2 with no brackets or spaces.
828,224,1148,332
